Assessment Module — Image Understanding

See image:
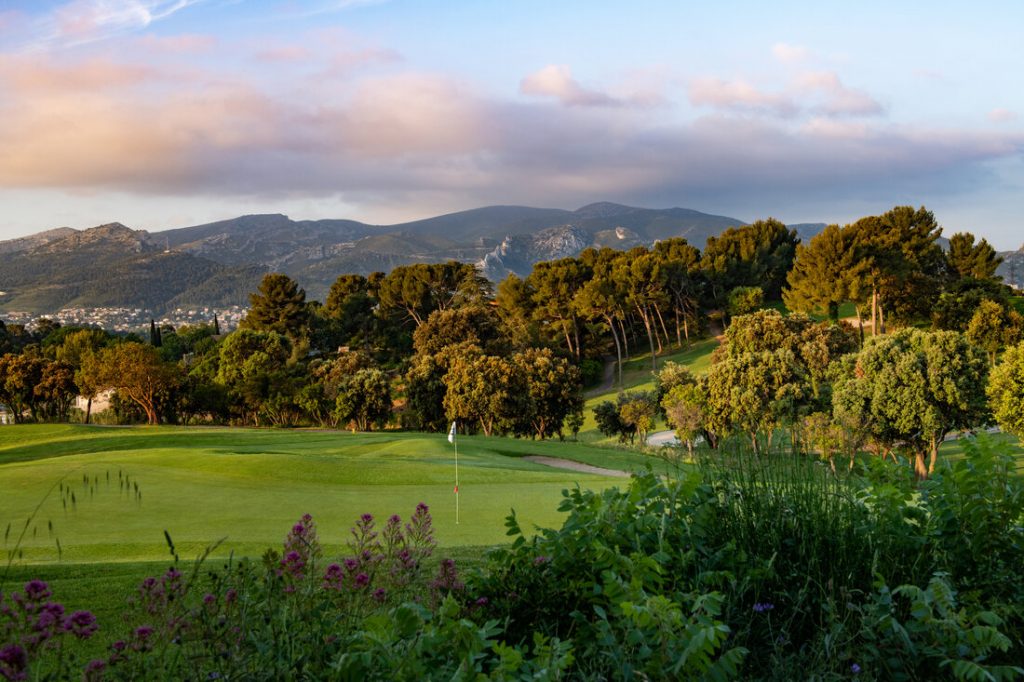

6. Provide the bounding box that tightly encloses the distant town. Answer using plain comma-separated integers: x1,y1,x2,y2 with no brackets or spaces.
0,306,247,334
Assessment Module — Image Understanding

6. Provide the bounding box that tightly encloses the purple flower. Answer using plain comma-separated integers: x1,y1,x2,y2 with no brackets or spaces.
203,593,216,606
83,659,106,681
475,597,489,607
0,644,28,681
23,580,50,603
63,610,98,639
388,515,401,525
851,663,861,674
322,564,346,591
343,558,358,571
224,589,238,605
361,513,373,524
373,588,387,603
135,626,154,641
111,640,127,653
753,602,775,613
533,555,550,566
354,573,370,588
34,602,66,631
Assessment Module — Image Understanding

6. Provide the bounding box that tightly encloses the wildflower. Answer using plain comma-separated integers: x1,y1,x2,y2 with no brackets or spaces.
753,602,775,613
0,644,28,681
83,659,106,681
354,573,370,588
62,610,98,639
23,580,50,603
475,597,489,607
533,555,550,566
279,550,306,584
135,626,154,641
34,602,66,633
343,558,358,572
111,641,127,653
851,663,861,675
323,564,346,591
373,587,387,603
224,589,237,605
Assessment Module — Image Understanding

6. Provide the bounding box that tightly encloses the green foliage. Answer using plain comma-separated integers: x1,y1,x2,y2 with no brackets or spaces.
948,232,1004,282
334,368,393,431
701,218,798,303
239,272,310,342
726,285,764,318
988,342,1024,439
833,328,990,478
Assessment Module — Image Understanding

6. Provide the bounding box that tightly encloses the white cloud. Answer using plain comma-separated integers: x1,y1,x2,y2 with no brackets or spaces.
772,42,811,64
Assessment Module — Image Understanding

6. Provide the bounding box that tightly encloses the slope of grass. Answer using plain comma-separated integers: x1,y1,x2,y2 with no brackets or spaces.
0,425,653,564
581,338,720,442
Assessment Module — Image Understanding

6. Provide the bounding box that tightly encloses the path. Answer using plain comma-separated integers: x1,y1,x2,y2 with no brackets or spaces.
586,355,618,397
646,430,679,447
523,455,631,478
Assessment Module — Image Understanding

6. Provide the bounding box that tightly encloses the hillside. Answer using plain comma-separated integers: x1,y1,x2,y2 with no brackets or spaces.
997,244,1024,289
0,203,820,313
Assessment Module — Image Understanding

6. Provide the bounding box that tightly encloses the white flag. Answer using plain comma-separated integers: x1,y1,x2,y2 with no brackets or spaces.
448,421,456,443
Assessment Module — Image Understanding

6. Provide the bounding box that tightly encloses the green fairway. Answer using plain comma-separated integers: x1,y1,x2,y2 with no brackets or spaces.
0,425,656,564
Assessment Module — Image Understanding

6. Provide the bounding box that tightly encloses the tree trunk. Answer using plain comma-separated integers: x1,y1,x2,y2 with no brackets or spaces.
928,434,940,475
85,397,92,425
854,305,864,348
618,316,630,358
654,304,670,352
871,288,877,337
750,432,760,455
638,306,657,372
606,315,623,388
674,308,682,348
914,450,928,480
878,303,885,335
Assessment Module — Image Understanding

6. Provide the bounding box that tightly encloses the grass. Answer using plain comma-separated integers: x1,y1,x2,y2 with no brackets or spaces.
0,425,658,565
581,337,720,442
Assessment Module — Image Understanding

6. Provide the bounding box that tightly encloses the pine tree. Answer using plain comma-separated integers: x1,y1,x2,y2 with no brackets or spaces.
241,273,308,341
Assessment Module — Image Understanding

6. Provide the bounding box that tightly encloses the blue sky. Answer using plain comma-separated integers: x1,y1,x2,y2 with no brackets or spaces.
0,0,1021,248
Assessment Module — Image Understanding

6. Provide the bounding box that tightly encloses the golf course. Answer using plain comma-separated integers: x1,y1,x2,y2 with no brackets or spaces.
0,425,656,565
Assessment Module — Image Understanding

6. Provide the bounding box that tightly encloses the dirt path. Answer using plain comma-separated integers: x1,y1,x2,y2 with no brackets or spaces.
586,355,618,397
523,455,631,478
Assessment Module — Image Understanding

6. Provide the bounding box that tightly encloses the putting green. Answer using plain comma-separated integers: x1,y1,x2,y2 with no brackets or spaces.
0,425,654,564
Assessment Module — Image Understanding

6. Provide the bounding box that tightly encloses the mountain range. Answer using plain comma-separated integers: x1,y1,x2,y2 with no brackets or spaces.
10,202,1012,316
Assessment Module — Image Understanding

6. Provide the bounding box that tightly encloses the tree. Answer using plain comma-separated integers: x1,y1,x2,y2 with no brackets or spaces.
947,232,1003,281
574,249,628,386
528,258,591,359
701,348,806,453
654,238,705,346
413,306,507,357
217,329,293,425
987,341,1024,439
443,354,528,436
784,224,866,322
831,329,989,478
35,360,77,422
932,277,1010,331
847,206,946,329
618,391,659,445
241,273,309,343
726,286,763,319
593,399,632,443
0,352,46,422
701,218,798,304
966,300,1023,366
511,347,583,439
335,368,392,431
378,262,489,327
87,342,179,425
661,383,706,456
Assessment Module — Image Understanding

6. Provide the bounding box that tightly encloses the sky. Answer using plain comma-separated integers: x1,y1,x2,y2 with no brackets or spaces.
0,0,1022,249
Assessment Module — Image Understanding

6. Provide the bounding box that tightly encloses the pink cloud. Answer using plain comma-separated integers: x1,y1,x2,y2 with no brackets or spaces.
520,65,623,107
255,45,312,63
989,108,1017,123
795,71,883,117
689,77,799,117
772,42,811,64
135,33,217,53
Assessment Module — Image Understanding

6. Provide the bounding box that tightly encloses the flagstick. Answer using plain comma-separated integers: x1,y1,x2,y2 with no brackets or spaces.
454,424,460,525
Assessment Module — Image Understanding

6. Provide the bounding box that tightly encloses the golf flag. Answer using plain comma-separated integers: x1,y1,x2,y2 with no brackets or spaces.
449,420,460,524
448,421,456,443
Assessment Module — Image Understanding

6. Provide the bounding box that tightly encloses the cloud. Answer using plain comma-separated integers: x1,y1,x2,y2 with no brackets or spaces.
520,65,624,108
690,69,883,119
8,0,206,52
255,45,313,63
134,32,216,53
795,71,883,117
0,50,1019,226
989,108,1018,123
772,42,811,64
689,77,799,117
